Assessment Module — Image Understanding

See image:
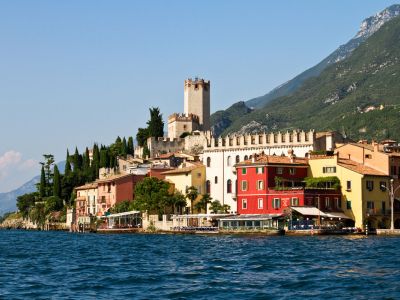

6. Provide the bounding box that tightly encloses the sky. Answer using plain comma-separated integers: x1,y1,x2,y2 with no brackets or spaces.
0,0,397,192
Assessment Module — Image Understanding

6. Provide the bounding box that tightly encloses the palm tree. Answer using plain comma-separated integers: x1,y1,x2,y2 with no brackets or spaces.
185,186,198,214
195,194,213,214
172,191,187,214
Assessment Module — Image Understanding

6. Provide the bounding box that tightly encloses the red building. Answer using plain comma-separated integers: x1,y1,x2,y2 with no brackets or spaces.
236,152,341,215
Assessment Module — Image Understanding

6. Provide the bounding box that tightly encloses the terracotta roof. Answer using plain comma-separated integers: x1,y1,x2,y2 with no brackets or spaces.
161,165,200,175
309,154,336,160
337,143,375,151
158,152,175,159
75,182,98,190
338,158,386,176
236,154,308,166
96,173,135,183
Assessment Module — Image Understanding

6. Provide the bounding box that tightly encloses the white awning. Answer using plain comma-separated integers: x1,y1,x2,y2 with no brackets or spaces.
106,210,141,218
171,213,232,219
291,206,328,217
324,212,351,219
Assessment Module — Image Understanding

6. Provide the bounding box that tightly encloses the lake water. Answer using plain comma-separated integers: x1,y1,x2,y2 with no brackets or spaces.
1,230,400,299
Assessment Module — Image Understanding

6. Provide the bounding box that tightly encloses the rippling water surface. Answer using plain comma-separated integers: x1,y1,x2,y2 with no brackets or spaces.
1,230,400,299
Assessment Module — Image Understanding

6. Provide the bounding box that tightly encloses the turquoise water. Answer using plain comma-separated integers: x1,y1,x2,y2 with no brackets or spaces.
1,230,400,299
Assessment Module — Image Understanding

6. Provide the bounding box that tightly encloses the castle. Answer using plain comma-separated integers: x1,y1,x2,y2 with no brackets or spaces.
168,78,210,139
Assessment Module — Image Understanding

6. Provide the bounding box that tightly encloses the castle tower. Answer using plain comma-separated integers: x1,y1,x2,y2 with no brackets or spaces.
184,78,210,131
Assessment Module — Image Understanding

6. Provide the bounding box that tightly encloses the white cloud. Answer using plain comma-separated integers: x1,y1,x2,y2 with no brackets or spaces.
0,151,38,190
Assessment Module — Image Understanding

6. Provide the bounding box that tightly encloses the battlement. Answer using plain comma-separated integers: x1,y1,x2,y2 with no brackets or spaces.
204,130,316,150
168,113,200,123
185,78,210,90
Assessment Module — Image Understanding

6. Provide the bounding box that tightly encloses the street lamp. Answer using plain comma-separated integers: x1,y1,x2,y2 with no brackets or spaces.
381,179,399,231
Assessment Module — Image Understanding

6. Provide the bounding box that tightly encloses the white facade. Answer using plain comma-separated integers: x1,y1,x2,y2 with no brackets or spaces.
203,130,339,213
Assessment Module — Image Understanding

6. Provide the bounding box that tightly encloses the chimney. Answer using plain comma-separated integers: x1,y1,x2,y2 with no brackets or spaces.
288,149,294,163
373,141,379,152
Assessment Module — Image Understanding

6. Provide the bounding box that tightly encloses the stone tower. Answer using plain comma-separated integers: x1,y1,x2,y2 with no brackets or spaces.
184,78,210,131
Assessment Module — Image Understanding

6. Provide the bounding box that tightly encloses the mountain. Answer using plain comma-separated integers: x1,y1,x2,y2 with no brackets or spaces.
245,4,400,110
0,161,66,214
210,101,253,137
221,13,400,141
210,4,400,135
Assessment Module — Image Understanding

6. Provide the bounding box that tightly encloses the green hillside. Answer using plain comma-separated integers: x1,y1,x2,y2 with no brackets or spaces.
222,15,400,141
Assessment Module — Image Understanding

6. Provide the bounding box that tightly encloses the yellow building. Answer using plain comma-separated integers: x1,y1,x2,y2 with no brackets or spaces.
161,162,206,212
309,154,390,229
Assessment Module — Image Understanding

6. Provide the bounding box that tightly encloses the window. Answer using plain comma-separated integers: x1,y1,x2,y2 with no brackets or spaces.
391,166,397,175
206,180,211,194
257,180,264,190
236,155,240,163
242,199,247,209
365,154,372,159
382,201,386,214
214,176,218,184
227,156,231,166
258,198,263,209
244,155,249,161
242,168,247,175
366,180,374,191
291,197,299,206
289,168,295,175
323,166,336,173
272,198,281,209
380,181,387,191
325,197,330,208
206,157,211,167
197,172,201,178
227,180,232,193
346,200,352,209
241,180,248,191
367,201,375,213
276,167,283,175
346,180,352,191
335,197,341,208
197,186,202,194
256,167,264,174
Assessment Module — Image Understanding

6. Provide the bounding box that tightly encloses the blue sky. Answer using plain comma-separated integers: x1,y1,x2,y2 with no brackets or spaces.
0,0,397,192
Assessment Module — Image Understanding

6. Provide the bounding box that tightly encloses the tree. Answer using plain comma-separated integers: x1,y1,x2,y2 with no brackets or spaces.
17,192,38,218
147,107,164,138
53,165,61,198
39,166,46,197
210,200,231,213
133,177,171,215
136,128,149,147
171,191,187,214
65,149,72,177
40,154,55,196
194,194,212,214
127,136,134,155
185,186,199,214
122,137,128,157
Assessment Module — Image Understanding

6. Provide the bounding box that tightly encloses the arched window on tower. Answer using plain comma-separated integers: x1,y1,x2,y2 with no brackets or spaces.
227,179,232,193
244,155,249,161
206,180,211,194
236,155,240,163
215,176,218,184
227,156,231,166
207,157,211,167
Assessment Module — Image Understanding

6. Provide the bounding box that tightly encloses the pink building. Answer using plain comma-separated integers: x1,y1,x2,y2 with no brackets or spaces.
96,173,146,216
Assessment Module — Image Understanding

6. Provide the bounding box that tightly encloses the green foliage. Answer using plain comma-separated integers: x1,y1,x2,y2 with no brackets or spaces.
132,177,172,214
194,194,212,214
39,166,46,197
218,16,400,141
185,186,199,214
136,128,149,147
16,192,38,218
147,107,164,138
109,200,134,214
53,165,61,198
29,202,46,228
305,176,341,190
45,196,63,212
210,200,231,213
127,137,134,155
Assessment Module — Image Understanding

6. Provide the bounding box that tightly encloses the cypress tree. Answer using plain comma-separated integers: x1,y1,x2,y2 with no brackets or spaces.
147,107,164,138
127,136,134,155
53,165,61,198
92,143,100,179
39,166,46,197
65,149,71,176
122,137,127,157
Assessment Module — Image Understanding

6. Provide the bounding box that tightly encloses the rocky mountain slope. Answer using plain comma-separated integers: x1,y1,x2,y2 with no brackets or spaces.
210,4,400,136
222,14,400,141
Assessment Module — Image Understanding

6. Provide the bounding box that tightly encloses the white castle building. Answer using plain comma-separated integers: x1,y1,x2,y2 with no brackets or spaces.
203,130,345,213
